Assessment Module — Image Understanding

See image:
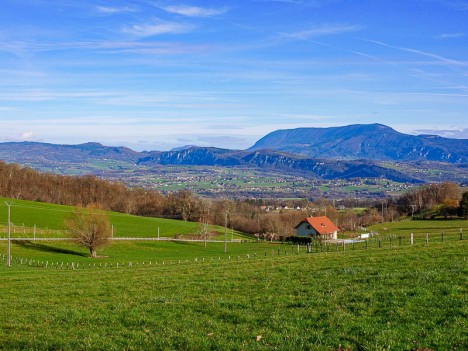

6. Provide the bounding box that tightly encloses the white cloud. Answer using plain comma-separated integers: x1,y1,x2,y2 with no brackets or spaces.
96,6,136,14
434,32,465,40
284,24,363,39
20,131,36,140
255,0,304,3
254,0,342,6
0,90,115,102
160,5,227,17
123,20,194,37
413,128,468,139
361,38,468,67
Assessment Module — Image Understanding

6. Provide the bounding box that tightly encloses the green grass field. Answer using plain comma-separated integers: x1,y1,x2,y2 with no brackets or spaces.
369,219,466,240
0,198,467,350
0,239,467,350
0,198,246,240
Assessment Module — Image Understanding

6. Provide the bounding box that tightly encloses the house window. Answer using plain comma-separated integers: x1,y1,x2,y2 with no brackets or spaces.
307,225,310,229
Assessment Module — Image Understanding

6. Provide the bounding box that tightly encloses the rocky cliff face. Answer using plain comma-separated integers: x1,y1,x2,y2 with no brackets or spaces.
137,147,421,183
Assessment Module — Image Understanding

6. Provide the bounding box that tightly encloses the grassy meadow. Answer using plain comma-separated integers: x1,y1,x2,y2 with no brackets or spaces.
0,198,467,350
370,218,466,236
0,198,246,240
0,240,467,350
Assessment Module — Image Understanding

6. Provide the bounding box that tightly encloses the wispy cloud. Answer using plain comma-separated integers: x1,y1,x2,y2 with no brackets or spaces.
284,24,362,39
0,106,19,111
434,32,465,39
361,38,468,67
20,131,37,140
254,0,343,6
256,0,305,3
0,39,211,56
96,6,137,14
123,19,194,37
413,128,468,139
0,90,115,102
159,5,228,17
442,0,468,11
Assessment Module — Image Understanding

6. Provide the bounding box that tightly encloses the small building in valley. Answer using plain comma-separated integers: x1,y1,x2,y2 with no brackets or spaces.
294,216,339,240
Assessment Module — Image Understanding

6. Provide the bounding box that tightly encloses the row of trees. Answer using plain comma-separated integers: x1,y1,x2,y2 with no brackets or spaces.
397,182,466,218
1,162,466,244
0,161,199,219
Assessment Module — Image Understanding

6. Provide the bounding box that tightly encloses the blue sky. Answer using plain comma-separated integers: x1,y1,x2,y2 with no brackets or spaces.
0,0,467,151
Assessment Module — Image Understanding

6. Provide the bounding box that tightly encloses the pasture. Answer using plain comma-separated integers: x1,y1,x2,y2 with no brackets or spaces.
0,198,246,240
1,240,467,350
0,198,467,350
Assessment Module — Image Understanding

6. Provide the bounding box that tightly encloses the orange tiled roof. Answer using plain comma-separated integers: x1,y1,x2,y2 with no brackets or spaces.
296,216,339,235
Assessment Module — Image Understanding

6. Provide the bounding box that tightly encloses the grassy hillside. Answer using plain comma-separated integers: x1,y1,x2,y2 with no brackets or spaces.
0,239,466,350
0,201,466,350
369,218,465,239
0,197,245,239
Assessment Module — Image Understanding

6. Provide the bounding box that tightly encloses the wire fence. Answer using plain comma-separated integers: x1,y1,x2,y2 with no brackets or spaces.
0,224,66,237
0,230,465,271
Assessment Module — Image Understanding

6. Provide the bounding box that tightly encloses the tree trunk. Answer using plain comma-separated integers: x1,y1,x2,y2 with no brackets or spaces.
90,248,97,258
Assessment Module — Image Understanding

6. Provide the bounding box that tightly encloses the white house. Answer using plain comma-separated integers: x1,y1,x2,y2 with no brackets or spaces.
294,216,339,240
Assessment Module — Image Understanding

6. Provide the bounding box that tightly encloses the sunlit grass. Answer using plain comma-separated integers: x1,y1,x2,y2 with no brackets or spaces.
0,238,466,350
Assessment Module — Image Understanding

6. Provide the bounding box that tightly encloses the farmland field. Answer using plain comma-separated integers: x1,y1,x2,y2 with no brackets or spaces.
0,198,467,350
0,198,246,240
0,237,467,350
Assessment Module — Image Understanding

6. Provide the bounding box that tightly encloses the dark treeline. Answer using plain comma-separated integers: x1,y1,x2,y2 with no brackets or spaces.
0,162,465,237
0,161,180,217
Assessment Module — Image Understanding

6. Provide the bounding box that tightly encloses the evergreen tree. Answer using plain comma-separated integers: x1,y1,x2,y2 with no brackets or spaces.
458,192,468,219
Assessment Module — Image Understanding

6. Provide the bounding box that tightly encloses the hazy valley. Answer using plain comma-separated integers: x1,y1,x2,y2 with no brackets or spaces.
1,124,466,200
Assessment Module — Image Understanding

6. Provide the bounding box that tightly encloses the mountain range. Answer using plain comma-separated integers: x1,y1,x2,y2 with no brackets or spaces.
250,124,468,163
0,124,466,184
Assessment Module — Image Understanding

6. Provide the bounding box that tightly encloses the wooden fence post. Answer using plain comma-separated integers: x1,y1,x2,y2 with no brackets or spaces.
410,233,413,246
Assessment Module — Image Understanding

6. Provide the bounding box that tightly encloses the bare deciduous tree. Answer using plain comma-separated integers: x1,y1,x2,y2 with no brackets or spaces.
65,203,111,258
198,220,210,247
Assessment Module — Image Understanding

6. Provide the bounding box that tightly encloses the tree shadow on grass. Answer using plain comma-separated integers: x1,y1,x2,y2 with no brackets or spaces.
172,240,193,246
14,241,87,257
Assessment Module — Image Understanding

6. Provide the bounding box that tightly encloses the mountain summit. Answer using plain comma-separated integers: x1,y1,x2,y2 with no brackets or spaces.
249,124,467,163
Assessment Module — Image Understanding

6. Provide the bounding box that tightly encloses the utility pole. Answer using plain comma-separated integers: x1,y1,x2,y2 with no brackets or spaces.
5,202,12,267
410,204,416,220
224,211,228,253
381,201,385,223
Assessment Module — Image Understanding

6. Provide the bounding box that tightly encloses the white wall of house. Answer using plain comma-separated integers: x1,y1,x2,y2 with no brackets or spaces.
296,222,338,239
